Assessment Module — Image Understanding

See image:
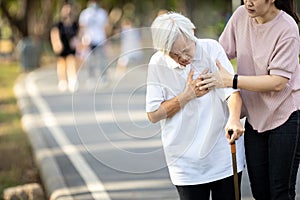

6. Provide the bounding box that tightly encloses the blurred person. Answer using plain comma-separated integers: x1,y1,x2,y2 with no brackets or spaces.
105,7,123,38
199,0,300,199
114,17,143,79
50,3,79,92
79,0,109,89
146,12,245,200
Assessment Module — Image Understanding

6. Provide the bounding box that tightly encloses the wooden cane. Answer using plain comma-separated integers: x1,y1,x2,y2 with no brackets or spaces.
228,129,239,200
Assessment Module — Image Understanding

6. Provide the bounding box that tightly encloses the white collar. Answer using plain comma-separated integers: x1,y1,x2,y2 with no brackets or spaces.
165,54,187,69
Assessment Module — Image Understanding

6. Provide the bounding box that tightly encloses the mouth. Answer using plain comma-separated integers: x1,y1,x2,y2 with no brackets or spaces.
180,60,190,66
246,8,255,14
179,58,191,66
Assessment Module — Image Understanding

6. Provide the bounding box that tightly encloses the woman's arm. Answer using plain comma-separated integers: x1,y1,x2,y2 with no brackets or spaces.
50,27,63,55
225,91,244,144
235,74,288,92
147,95,187,123
199,60,288,92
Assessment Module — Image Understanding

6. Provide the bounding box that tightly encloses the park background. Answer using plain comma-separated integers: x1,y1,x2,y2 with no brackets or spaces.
0,0,299,199
0,0,244,66
0,0,299,66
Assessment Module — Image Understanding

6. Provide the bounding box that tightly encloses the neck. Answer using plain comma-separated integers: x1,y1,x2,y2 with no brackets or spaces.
255,5,280,24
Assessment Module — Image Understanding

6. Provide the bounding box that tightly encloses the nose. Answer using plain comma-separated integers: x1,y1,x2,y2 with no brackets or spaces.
180,53,190,61
245,0,253,6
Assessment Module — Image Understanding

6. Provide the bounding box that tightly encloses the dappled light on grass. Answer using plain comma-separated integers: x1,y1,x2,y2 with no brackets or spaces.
0,62,41,197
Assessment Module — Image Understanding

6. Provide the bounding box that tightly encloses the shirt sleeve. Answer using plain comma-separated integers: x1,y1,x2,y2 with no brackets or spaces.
219,6,245,60
268,36,300,79
79,11,87,26
146,60,165,113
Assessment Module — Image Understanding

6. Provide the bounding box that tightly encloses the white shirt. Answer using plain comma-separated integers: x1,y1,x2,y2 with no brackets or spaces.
79,5,108,45
146,39,245,185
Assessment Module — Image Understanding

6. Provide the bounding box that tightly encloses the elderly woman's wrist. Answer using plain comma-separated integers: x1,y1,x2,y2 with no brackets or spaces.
177,93,190,107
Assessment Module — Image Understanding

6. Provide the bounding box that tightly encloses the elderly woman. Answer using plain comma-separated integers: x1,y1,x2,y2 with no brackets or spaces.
145,12,245,200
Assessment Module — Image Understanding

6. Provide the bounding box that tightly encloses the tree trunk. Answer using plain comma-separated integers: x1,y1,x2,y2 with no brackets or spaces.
0,0,57,39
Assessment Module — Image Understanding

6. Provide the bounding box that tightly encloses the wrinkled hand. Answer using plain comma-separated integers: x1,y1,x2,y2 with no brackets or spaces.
182,68,210,101
197,60,233,90
225,120,245,144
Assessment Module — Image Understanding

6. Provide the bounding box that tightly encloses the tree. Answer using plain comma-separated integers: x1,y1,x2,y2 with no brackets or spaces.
0,0,59,39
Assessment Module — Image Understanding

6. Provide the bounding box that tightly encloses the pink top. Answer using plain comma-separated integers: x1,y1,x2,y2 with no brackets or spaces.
220,5,300,132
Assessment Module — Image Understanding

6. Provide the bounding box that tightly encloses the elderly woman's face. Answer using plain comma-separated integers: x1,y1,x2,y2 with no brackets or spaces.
169,35,195,66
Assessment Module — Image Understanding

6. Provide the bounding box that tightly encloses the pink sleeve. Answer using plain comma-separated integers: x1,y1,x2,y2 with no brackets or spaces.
268,37,300,79
219,23,236,59
219,8,241,59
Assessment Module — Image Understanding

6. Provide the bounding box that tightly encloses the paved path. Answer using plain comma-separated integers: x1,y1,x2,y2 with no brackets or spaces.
14,63,300,200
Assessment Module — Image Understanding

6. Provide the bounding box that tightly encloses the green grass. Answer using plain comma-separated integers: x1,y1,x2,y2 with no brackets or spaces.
0,61,41,199
230,58,237,72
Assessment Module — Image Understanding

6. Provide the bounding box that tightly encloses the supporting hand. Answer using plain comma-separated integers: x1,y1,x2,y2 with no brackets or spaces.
197,60,233,90
225,120,245,144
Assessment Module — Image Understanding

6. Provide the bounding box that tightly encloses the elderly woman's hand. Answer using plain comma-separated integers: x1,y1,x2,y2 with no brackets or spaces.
197,60,233,90
178,68,210,104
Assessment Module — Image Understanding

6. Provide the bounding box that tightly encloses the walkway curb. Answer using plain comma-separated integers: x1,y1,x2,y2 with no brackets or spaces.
14,69,71,200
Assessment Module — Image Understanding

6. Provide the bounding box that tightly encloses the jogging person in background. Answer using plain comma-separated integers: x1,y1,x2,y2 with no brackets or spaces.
146,12,245,200
79,0,109,89
200,0,300,199
50,3,79,92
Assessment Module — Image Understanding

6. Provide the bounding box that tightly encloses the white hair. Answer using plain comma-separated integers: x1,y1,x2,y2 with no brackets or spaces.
151,12,196,54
